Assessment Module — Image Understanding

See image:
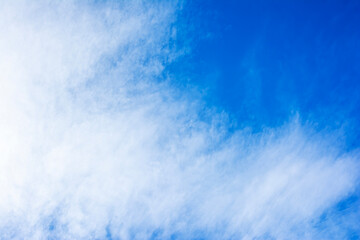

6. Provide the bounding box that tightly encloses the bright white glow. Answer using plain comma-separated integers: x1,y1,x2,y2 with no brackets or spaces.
0,1,358,239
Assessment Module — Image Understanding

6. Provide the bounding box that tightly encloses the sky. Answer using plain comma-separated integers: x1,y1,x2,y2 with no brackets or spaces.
175,0,360,138
0,1,359,239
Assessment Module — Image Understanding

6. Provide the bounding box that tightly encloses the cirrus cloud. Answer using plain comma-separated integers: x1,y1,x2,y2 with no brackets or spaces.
0,1,359,239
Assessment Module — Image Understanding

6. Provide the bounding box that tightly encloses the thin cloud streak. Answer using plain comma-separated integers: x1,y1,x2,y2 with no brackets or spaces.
0,1,359,239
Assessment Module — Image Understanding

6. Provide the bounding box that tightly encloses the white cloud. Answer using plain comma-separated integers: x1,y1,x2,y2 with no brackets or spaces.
0,1,359,239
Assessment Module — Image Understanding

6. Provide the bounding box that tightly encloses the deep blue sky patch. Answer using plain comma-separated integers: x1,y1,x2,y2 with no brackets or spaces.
171,0,360,148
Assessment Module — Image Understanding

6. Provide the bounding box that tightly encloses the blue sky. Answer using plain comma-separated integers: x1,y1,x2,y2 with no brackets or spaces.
171,0,360,145
0,1,359,239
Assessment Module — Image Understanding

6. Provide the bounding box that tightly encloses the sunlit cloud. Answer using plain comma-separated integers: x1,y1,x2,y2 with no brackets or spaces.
0,1,358,239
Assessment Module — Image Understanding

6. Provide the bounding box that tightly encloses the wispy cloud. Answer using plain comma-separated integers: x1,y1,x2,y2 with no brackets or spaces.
0,1,358,239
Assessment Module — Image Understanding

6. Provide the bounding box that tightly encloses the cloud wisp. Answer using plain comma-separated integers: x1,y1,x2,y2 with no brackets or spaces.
0,1,359,239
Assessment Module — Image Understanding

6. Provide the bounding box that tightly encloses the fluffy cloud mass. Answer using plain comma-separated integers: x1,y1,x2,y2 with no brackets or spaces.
0,1,359,239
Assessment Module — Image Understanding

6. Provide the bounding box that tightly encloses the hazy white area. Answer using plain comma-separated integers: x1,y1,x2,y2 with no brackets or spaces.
0,1,358,239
